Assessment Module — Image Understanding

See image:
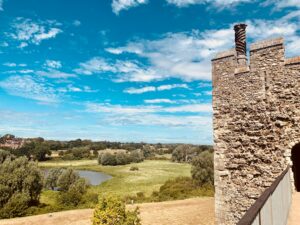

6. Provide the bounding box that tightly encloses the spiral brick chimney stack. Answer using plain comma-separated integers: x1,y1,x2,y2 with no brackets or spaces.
234,23,247,66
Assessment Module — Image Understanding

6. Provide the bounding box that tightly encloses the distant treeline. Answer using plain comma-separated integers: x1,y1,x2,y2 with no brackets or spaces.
0,134,212,163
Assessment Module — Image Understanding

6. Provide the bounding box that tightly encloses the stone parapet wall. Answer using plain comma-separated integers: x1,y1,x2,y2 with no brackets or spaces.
213,37,300,224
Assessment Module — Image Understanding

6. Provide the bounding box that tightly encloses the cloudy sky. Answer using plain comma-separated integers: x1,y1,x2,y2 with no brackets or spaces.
0,0,299,144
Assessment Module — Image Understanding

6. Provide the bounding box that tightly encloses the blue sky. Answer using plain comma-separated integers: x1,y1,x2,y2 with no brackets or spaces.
0,0,299,144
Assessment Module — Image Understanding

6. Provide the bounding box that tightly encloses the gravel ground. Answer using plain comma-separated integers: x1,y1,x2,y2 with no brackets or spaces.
0,197,214,225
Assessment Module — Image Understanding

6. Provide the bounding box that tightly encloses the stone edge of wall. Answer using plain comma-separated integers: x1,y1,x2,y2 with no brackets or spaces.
212,49,235,61
250,37,284,52
285,56,300,66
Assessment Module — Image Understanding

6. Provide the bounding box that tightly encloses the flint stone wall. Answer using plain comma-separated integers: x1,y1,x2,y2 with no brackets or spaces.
212,37,300,224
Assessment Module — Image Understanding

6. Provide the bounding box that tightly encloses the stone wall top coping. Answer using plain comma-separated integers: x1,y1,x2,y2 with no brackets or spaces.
250,37,284,51
285,56,300,65
212,49,235,61
234,66,250,75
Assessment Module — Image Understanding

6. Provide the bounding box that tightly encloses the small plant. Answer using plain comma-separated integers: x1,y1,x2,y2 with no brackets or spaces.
130,166,139,171
92,195,141,225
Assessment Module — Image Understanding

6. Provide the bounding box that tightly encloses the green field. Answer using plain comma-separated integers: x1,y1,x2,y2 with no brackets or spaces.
39,160,191,204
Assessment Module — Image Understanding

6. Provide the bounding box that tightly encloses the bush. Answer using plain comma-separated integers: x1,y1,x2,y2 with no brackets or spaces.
44,168,64,190
56,170,89,207
191,151,214,186
98,151,144,166
92,195,141,225
116,152,129,165
0,192,31,218
100,152,117,166
128,150,144,163
72,147,91,159
130,166,139,171
57,178,88,206
0,149,14,163
0,157,43,218
150,177,214,202
57,168,80,191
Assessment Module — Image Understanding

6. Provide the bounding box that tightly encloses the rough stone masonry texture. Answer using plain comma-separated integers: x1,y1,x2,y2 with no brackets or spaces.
212,33,300,224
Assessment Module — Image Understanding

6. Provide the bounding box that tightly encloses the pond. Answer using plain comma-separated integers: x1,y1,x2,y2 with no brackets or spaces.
44,169,112,186
77,170,112,186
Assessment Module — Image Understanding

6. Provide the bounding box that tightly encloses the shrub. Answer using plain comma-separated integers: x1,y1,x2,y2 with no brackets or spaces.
100,152,117,166
57,168,80,191
57,178,88,206
129,150,144,163
116,152,129,165
191,151,214,186
0,149,14,163
44,168,64,190
0,157,43,219
0,192,31,218
98,151,144,166
92,195,141,225
71,147,91,159
56,171,89,207
130,166,139,171
150,177,214,202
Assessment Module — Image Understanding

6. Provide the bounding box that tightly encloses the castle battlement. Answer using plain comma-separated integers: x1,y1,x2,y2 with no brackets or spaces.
213,24,300,225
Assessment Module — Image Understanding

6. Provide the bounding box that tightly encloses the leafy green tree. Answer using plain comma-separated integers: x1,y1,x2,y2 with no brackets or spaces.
44,168,64,190
17,141,51,161
57,168,80,191
57,178,89,206
32,141,51,161
71,147,91,159
0,157,43,218
191,151,214,186
93,195,141,225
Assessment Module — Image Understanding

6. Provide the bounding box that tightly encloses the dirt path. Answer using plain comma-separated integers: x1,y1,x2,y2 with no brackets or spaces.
0,198,214,225
288,192,300,225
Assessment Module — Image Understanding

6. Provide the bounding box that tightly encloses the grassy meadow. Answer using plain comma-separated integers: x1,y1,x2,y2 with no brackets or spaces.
39,159,192,208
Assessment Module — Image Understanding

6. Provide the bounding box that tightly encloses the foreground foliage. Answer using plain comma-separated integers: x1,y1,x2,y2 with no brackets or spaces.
191,151,214,186
93,195,141,225
0,155,43,218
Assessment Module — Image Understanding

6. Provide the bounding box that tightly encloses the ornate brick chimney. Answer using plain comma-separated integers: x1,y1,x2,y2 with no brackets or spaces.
234,23,247,66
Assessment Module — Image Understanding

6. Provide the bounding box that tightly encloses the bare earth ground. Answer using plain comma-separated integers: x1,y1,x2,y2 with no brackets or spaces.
0,198,214,225
288,192,300,225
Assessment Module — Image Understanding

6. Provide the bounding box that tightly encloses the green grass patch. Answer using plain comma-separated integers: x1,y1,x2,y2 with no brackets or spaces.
39,160,191,198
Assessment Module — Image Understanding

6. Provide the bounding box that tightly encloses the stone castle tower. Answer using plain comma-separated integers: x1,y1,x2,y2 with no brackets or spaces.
212,24,300,224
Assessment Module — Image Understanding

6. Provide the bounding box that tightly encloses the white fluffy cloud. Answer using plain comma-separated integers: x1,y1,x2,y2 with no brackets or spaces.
166,0,251,7
125,86,156,94
264,0,300,9
45,60,62,69
0,75,60,103
85,102,212,130
105,11,300,82
157,84,189,91
75,57,159,82
86,102,212,114
124,83,188,94
9,18,62,48
36,69,77,79
110,0,253,14
3,62,27,67
58,84,97,93
112,0,148,14
107,29,233,81
144,99,176,104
